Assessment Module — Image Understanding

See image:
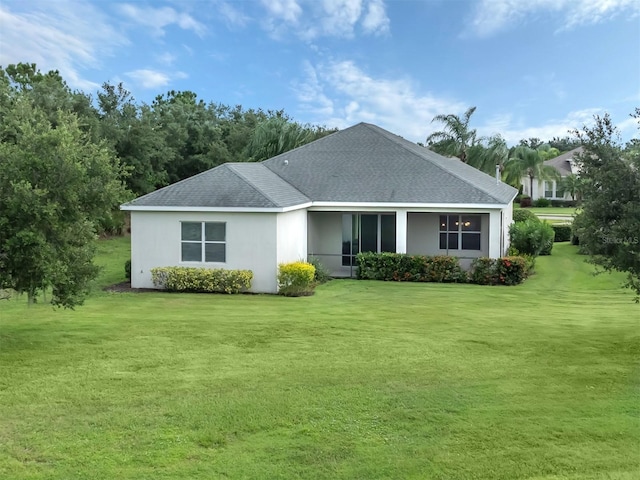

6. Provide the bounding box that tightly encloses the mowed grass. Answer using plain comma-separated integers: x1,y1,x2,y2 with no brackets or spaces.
514,206,580,217
1,239,638,479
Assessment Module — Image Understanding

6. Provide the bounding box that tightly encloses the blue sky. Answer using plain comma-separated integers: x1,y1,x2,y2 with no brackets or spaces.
1,0,639,144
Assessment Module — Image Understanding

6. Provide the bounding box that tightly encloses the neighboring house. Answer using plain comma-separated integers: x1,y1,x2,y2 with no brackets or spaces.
522,147,582,200
121,123,518,293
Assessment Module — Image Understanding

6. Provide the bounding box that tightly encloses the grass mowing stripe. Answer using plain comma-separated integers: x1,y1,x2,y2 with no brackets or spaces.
0,238,638,479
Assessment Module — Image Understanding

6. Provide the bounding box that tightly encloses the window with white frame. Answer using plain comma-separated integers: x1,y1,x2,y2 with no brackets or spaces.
181,222,226,262
544,181,554,198
439,214,481,251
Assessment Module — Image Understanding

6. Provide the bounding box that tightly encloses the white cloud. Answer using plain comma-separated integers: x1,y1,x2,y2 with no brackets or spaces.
478,108,604,144
125,69,187,89
217,1,250,27
0,1,128,91
117,3,206,37
294,60,466,141
362,0,390,34
259,0,389,40
470,0,639,37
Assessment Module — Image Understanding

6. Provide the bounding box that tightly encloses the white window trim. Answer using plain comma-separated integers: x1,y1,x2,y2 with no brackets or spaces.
180,221,226,263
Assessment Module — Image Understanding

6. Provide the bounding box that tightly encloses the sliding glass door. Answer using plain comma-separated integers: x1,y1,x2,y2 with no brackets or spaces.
342,213,396,266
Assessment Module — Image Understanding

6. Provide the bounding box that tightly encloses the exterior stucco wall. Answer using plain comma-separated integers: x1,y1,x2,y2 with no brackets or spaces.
276,209,308,265
129,211,278,293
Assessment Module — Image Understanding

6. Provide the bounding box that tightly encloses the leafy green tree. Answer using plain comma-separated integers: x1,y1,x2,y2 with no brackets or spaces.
548,136,581,153
518,137,543,150
503,146,560,192
0,93,129,307
561,173,583,202
466,134,509,175
537,144,561,161
426,106,478,163
244,115,335,162
572,110,640,300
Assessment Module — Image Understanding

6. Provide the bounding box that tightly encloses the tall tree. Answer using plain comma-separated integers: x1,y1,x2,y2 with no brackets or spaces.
561,174,583,202
572,110,640,300
426,106,478,163
244,115,336,162
503,146,560,192
0,74,129,308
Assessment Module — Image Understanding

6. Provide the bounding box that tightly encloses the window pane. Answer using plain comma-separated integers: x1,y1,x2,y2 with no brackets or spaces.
205,243,225,262
182,242,201,261
361,214,378,253
448,215,459,231
439,232,447,249
380,215,396,252
448,233,459,250
182,222,201,241
462,233,481,250
439,215,448,231
205,222,225,241
461,215,481,231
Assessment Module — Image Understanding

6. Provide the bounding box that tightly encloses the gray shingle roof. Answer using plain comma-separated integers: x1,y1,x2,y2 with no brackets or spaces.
122,163,309,208
544,147,582,176
123,122,517,209
263,123,517,204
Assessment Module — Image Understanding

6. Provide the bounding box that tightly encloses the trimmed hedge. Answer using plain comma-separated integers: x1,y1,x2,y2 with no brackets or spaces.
519,195,532,207
278,261,316,296
552,224,572,242
470,256,531,286
356,252,531,286
532,198,551,207
356,252,467,283
151,266,252,294
124,260,131,281
513,209,540,223
509,219,555,256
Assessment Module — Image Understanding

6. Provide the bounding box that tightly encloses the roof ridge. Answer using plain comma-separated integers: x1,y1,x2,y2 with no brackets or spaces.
361,123,507,204
226,163,280,207
228,163,311,207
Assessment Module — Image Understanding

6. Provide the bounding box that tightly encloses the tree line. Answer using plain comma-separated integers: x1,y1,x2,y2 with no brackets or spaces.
1,62,637,305
0,63,334,307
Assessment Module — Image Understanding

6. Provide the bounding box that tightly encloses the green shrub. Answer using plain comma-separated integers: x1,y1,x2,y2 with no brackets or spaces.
495,256,529,285
308,257,331,284
532,198,551,207
550,199,577,207
469,257,496,285
125,260,131,281
519,195,532,208
355,252,467,283
513,209,540,223
470,256,530,286
509,219,555,256
278,261,316,296
552,224,572,242
151,267,253,294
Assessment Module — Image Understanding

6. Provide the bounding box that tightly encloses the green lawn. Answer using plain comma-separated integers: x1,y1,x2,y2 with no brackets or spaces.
1,239,638,479
514,206,580,217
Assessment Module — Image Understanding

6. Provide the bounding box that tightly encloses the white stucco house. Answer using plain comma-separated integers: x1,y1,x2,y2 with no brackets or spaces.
121,123,518,293
522,147,582,200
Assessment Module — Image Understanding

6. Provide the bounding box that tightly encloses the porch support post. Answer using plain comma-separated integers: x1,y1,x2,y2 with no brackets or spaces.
396,209,407,254
488,210,501,258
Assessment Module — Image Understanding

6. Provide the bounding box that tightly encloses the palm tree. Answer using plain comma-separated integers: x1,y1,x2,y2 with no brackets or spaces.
466,134,509,175
561,174,583,202
245,117,315,162
426,106,478,163
503,146,560,194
